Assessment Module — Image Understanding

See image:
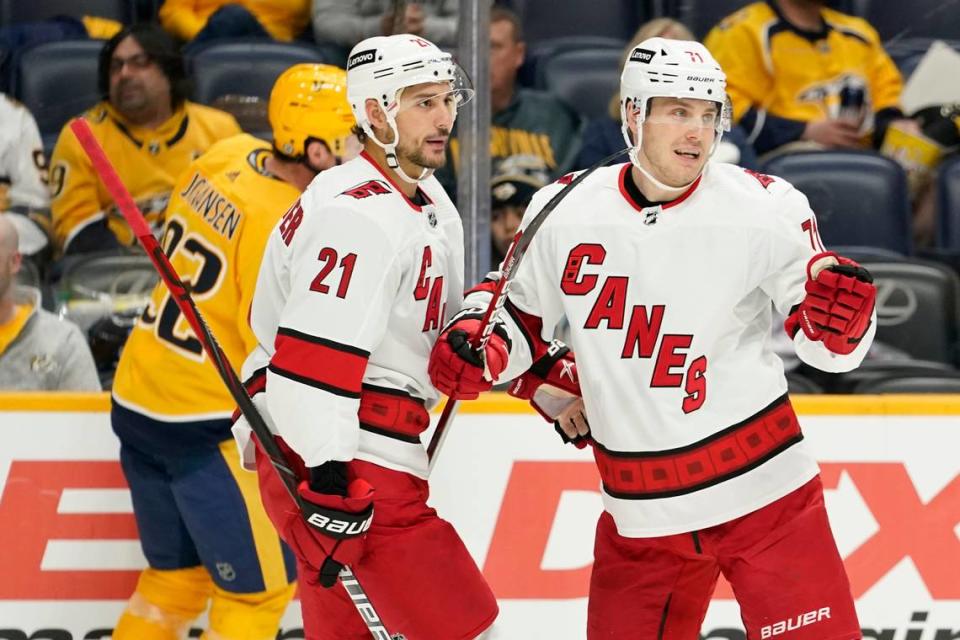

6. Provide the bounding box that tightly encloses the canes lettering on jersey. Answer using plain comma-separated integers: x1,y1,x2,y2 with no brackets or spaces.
463,161,875,537
414,246,447,332
560,243,708,413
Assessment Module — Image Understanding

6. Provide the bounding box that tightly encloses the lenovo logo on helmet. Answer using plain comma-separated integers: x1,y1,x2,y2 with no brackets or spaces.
347,49,377,69
629,48,655,64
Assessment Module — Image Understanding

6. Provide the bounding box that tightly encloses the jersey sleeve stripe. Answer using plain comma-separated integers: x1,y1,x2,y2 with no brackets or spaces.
505,299,550,361
270,328,370,398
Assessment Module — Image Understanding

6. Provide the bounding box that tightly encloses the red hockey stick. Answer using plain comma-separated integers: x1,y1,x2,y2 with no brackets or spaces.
426,147,630,469
69,118,404,640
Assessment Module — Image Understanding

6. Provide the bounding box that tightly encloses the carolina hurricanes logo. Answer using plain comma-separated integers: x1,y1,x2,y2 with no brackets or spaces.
340,179,392,199
559,360,576,382
744,169,775,189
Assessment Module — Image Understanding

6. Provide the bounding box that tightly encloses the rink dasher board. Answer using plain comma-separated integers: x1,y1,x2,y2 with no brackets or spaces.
0,393,957,639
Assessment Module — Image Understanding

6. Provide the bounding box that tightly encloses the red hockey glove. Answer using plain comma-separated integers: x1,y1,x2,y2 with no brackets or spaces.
296,462,375,588
508,340,581,420
254,448,374,589
429,313,511,399
785,252,876,355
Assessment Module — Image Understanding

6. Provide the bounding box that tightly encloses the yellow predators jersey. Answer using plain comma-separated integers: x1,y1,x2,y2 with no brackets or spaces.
50,101,241,253
705,2,903,126
112,133,300,420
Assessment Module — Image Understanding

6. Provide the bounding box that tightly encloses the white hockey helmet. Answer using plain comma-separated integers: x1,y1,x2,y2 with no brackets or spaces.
620,38,731,190
346,34,474,183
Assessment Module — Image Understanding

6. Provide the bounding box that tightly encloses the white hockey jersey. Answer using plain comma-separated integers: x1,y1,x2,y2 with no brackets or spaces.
0,94,50,254
477,162,876,537
240,151,464,480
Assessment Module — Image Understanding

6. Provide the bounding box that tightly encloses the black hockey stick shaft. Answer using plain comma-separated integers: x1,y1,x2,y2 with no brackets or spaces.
70,118,405,640
427,147,631,467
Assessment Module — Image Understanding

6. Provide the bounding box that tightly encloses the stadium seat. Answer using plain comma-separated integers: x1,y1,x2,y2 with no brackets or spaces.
542,48,622,120
519,35,625,89
795,357,957,394
859,0,960,41
864,260,960,365
831,245,906,263
937,155,960,252
511,0,647,44
855,373,960,393
14,40,103,154
0,0,133,24
189,40,328,107
762,151,912,254
54,251,158,334
785,371,824,394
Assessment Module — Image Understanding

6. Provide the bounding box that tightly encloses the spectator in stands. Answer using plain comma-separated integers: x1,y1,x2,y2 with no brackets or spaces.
576,18,758,170
490,154,548,265
444,5,581,189
0,93,52,266
159,0,310,47
704,0,919,158
50,24,241,256
312,0,459,49
0,213,99,391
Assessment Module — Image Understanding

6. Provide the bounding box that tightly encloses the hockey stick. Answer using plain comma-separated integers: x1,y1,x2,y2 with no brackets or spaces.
426,147,631,469
69,119,405,640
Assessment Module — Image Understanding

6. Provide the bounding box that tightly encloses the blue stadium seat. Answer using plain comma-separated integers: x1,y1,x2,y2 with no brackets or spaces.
0,0,134,24
14,40,102,153
937,155,960,252
855,373,960,393
863,260,960,365
860,0,960,41
511,0,647,43
762,151,912,254
519,35,625,89
542,48,622,120
189,40,328,106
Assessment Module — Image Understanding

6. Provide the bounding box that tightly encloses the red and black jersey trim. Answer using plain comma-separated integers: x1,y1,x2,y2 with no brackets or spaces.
617,163,701,213
504,299,551,362
269,327,369,399
358,384,430,444
359,150,434,212
594,394,803,500
231,367,267,423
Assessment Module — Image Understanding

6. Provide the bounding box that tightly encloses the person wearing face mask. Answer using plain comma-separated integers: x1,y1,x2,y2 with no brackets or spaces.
430,38,874,639
49,23,240,256
232,34,498,639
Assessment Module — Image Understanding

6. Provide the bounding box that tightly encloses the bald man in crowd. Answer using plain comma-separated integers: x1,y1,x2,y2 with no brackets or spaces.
0,214,99,390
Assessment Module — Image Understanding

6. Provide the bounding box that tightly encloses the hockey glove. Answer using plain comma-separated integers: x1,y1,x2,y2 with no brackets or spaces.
254,445,374,589
785,252,876,355
428,312,511,399
296,461,375,588
507,337,580,410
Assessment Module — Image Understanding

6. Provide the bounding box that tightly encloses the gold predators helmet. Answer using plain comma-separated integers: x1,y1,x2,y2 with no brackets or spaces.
269,64,355,159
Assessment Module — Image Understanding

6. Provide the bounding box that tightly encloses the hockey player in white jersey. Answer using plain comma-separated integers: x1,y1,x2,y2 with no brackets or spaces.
234,34,498,639
429,38,874,640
